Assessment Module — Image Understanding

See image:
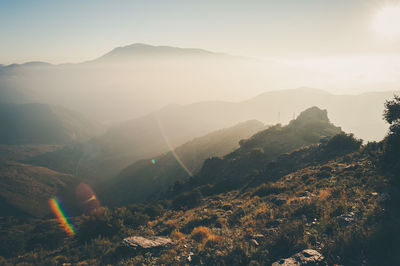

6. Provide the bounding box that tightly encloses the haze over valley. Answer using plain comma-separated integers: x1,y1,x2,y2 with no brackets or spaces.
1,1,400,265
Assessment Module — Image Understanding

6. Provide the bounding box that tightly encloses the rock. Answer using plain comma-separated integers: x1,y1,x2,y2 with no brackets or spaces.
188,252,194,262
343,164,359,171
266,218,287,227
337,212,355,226
252,234,265,239
272,249,325,265
122,236,172,249
297,191,315,198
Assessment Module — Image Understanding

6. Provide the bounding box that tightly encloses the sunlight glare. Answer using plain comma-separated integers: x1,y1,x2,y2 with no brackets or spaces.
373,5,400,36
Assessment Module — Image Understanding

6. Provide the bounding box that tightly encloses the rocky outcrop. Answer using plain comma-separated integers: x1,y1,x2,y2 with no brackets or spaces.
337,212,355,226
122,236,172,249
272,249,325,266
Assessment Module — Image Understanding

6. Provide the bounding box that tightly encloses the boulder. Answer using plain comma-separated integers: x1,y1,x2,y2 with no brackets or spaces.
337,212,355,226
272,249,325,266
122,236,173,249
252,234,265,239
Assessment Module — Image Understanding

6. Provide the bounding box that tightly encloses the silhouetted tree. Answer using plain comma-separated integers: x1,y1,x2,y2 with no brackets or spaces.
324,133,362,155
382,95,400,178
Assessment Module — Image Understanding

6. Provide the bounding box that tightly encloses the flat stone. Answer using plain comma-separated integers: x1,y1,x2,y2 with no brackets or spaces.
122,236,173,249
252,234,265,239
337,212,355,226
272,249,325,266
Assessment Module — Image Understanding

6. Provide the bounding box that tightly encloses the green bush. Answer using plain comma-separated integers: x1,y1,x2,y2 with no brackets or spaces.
172,189,202,209
253,183,284,197
324,133,362,154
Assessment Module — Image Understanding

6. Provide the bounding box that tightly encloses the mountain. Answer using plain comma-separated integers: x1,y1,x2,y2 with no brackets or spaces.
0,103,101,144
91,43,223,63
1,104,396,265
0,43,311,121
31,88,394,183
106,120,265,205
102,107,341,206
162,106,342,198
0,160,79,217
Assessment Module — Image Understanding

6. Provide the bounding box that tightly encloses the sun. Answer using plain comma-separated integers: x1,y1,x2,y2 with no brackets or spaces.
373,5,400,36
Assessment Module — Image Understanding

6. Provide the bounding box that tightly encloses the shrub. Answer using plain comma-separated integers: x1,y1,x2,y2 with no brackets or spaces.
324,133,362,155
77,207,123,243
317,170,331,178
183,214,218,233
170,230,185,240
253,183,284,197
204,234,221,247
191,226,212,243
381,96,400,177
292,201,320,220
144,204,164,218
172,189,202,209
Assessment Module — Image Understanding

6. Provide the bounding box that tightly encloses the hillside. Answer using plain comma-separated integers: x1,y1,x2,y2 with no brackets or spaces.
31,86,394,184
128,147,387,265
30,113,265,180
2,43,395,132
106,120,265,205
0,160,79,218
0,103,100,144
1,129,394,265
1,97,399,265
168,107,342,197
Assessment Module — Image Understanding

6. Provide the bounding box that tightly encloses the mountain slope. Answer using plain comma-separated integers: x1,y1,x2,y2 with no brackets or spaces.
169,107,343,198
0,43,268,121
106,120,265,205
0,160,79,217
0,103,101,144
30,88,392,185
91,43,223,63
1,122,391,265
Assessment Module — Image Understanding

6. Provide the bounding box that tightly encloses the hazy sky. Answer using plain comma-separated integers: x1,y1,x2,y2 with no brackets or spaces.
1,0,400,64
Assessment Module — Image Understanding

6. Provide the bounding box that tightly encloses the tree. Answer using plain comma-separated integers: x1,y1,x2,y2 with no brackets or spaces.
324,133,362,155
384,95,400,130
382,95,400,178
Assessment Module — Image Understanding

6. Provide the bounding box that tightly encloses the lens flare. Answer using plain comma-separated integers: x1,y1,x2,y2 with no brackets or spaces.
156,116,193,177
373,5,400,36
151,159,156,164
48,197,76,237
75,183,101,213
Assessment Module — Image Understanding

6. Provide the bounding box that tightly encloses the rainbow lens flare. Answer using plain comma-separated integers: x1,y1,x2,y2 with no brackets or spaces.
156,117,193,177
48,197,76,237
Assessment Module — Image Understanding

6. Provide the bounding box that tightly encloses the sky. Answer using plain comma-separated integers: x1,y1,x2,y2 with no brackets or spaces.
1,0,400,64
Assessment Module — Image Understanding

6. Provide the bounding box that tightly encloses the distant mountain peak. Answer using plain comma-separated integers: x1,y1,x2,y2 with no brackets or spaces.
2,61,53,69
93,43,221,63
295,106,329,123
90,43,233,63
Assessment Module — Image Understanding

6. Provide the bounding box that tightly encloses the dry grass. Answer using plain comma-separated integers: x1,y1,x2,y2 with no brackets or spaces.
191,226,212,242
204,234,222,247
319,188,332,201
170,230,185,240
